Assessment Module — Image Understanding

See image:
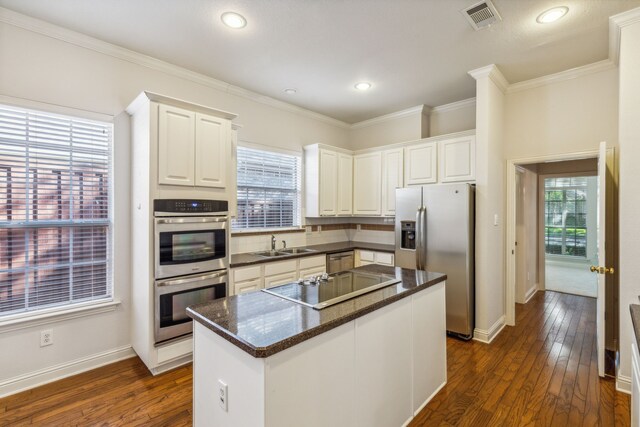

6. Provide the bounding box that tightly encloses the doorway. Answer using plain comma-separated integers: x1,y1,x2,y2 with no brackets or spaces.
506,147,618,378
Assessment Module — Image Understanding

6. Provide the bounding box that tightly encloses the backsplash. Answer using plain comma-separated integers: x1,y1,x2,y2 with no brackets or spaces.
230,222,395,254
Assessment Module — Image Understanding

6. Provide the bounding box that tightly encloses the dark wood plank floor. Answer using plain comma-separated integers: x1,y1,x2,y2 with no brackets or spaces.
0,291,629,426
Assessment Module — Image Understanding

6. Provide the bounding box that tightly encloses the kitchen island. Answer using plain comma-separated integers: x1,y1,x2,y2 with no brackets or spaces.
187,265,447,427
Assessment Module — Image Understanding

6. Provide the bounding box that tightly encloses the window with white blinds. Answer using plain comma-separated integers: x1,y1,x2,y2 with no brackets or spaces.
233,146,301,230
0,105,112,317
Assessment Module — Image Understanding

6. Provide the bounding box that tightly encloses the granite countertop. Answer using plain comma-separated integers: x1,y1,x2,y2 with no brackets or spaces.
230,240,395,268
630,304,640,351
187,264,446,358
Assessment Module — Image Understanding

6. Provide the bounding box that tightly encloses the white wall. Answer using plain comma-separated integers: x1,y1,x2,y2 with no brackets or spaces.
348,109,424,151
617,18,640,391
0,14,350,393
430,100,476,137
504,67,619,160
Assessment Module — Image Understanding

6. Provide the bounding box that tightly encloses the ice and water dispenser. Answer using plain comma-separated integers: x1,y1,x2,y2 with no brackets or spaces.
400,221,416,250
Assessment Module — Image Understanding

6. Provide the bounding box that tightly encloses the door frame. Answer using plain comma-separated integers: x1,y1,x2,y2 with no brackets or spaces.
505,150,598,326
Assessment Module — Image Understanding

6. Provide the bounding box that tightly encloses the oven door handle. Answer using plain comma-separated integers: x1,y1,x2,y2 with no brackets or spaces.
155,216,228,225
156,270,228,287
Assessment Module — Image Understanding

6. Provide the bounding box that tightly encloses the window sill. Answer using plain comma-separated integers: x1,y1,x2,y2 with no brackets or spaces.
0,299,121,334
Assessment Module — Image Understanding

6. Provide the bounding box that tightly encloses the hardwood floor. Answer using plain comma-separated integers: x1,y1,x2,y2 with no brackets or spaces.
410,291,629,426
0,291,630,426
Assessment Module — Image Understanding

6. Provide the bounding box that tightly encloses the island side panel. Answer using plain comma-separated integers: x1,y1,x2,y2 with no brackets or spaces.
355,297,413,427
193,322,265,427
412,280,447,414
264,322,356,427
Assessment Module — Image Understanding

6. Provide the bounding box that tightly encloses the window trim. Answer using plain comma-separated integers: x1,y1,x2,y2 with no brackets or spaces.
543,178,588,258
0,103,115,318
233,143,303,232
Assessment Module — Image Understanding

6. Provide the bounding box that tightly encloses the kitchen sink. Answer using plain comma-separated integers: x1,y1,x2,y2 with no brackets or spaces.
252,250,289,258
278,248,317,255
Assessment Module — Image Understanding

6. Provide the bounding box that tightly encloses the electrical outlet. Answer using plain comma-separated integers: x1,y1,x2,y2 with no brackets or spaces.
305,226,312,234
356,224,361,231
317,225,322,232
218,379,228,412
40,329,53,347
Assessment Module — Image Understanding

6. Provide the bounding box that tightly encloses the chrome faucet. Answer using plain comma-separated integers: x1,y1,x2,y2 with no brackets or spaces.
282,240,287,250
271,234,276,251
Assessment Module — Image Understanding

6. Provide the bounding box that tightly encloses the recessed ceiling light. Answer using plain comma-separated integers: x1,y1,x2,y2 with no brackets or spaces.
354,82,372,91
221,12,247,29
283,88,297,95
536,6,568,24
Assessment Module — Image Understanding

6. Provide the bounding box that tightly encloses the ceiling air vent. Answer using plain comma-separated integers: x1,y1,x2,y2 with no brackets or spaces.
462,0,502,30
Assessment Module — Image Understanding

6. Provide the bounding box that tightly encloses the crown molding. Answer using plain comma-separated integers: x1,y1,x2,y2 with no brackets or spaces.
609,7,640,65
350,105,430,130
468,64,509,93
0,6,351,129
506,60,616,94
431,97,476,114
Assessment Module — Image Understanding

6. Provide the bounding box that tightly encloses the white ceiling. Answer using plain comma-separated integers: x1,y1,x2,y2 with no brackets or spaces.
1,0,638,124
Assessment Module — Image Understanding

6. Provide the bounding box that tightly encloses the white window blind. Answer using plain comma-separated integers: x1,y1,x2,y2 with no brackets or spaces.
234,146,301,230
0,105,112,316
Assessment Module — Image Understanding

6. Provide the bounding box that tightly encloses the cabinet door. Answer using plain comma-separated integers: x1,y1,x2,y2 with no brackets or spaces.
337,153,353,215
381,148,404,216
234,279,262,295
264,271,298,289
375,252,395,266
158,104,195,186
299,266,326,280
353,152,382,215
319,149,338,216
195,113,230,188
439,136,475,183
404,141,437,185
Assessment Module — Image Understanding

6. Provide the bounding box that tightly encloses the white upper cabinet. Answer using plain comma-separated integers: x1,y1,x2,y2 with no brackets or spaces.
438,135,476,183
305,145,353,217
353,152,382,215
157,100,233,189
381,148,404,216
319,149,338,215
158,104,195,186
404,141,437,185
337,153,353,215
194,113,230,188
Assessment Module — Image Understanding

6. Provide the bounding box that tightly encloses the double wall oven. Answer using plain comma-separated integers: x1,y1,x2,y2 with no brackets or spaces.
153,199,228,344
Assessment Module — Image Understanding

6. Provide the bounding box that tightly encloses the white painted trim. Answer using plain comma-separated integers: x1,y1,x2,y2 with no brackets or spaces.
0,94,114,122
0,345,135,398
507,60,616,94
350,105,429,130
616,373,632,394
609,7,640,65
149,353,193,376
0,300,121,334
473,315,506,344
0,6,350,129
524,287,538,304
468,64,509,93
431,97,476,114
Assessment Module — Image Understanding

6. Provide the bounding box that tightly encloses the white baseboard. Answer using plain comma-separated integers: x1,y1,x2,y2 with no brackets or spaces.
524,287,538,304
617,374,632,394
149,353,193,376
0,345,135,398
473,315,506,344
401,380,447,427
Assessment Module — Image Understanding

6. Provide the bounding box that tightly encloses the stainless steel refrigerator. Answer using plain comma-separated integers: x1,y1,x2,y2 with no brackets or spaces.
395,183,475,340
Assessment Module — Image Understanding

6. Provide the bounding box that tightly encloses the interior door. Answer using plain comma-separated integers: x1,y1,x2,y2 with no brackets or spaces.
596,141,607,377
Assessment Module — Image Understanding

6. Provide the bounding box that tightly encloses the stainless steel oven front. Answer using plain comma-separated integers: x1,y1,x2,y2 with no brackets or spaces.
154,270,227,343
154,199,229,279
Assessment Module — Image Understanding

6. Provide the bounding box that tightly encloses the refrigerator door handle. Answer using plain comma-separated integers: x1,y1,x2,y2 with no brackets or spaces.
415,206,426,270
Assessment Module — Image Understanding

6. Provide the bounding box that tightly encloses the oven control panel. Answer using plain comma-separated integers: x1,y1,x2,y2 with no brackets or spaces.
154,199,228,214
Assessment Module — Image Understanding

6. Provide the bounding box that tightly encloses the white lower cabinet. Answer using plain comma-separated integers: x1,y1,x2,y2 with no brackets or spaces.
356,250,395,267
231,255,326,295
633,341,640,426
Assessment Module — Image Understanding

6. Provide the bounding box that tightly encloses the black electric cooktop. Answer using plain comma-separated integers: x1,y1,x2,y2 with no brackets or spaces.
261,270,401,310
